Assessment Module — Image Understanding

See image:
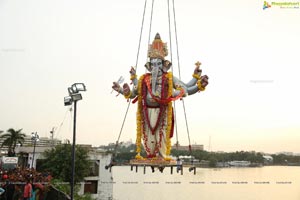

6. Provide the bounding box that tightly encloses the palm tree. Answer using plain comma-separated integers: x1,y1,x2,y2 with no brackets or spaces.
0,128,26,156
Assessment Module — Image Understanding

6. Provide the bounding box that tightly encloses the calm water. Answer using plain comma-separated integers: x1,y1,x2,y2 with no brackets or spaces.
111,166,300,200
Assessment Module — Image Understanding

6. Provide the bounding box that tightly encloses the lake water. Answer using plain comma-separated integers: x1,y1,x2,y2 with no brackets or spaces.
111,166,300,200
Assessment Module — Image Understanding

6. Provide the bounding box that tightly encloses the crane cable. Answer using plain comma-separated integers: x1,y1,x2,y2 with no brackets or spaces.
111,0,154,163
173,0,192,155
146,0,155,62
167,0,179,152
167,0,192,155
53,107,72,142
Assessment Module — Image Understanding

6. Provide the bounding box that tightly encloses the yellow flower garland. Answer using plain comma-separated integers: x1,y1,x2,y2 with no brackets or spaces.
165,72,173,160
135,74,144,159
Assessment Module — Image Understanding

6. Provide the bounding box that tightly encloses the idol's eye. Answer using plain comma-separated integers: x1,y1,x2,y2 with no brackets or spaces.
157,62,162,65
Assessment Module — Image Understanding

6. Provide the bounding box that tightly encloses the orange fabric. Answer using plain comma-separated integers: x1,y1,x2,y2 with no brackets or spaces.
23,183,32,198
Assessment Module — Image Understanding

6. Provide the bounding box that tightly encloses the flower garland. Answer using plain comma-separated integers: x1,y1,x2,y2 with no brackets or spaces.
141,73,167,158
165,72,173,160
134,72,177,160
135,74,144,159
142,110,165,158
144,73,185,104
141,75,155,157
142,74,166,135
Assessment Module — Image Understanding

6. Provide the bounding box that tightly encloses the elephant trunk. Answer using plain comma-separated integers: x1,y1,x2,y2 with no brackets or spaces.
151,66,159,95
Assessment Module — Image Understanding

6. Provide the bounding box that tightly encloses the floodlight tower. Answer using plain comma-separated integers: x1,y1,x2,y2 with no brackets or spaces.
64,83,86,200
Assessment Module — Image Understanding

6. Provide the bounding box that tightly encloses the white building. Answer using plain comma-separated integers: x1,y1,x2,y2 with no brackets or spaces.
17,146,51,168
78,149,113,200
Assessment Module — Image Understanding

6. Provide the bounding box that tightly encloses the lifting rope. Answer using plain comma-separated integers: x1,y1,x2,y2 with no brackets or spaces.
111,0,149,162
167,0,179,152
167,0,192,155
167,0,175,148
54,107,72,141
147,0,155,61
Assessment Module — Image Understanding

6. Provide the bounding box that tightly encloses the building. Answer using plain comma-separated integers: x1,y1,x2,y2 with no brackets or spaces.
16,146,52,168
0,135,61,154
78,149,113,200
24,136,61,147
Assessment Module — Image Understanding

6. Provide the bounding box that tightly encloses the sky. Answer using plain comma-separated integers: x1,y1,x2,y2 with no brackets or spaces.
0,0,299,154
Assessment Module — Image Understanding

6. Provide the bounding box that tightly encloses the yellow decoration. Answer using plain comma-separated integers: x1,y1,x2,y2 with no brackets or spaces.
135,153,144,160
192,73,201,80
175,84,182,90
197,80,205,91
124,90,132,99
130,74,137,80
165,72,173,158
164,157,172,161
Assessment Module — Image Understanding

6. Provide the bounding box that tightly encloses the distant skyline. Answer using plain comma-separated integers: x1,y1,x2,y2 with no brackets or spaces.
1,0,299,154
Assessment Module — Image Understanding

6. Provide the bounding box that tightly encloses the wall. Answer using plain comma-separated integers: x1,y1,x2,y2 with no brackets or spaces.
79,151,113,200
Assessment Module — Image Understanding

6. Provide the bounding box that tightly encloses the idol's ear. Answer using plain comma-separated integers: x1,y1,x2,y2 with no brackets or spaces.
144,62,152,72
162,60,172,72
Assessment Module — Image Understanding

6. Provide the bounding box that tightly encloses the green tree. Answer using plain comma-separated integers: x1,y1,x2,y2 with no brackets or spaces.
209,157,217,167
40,142,91,185
115,152,136,163
0,128,25,156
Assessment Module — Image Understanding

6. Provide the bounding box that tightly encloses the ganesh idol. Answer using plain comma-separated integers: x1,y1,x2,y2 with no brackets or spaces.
112,33,209,161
